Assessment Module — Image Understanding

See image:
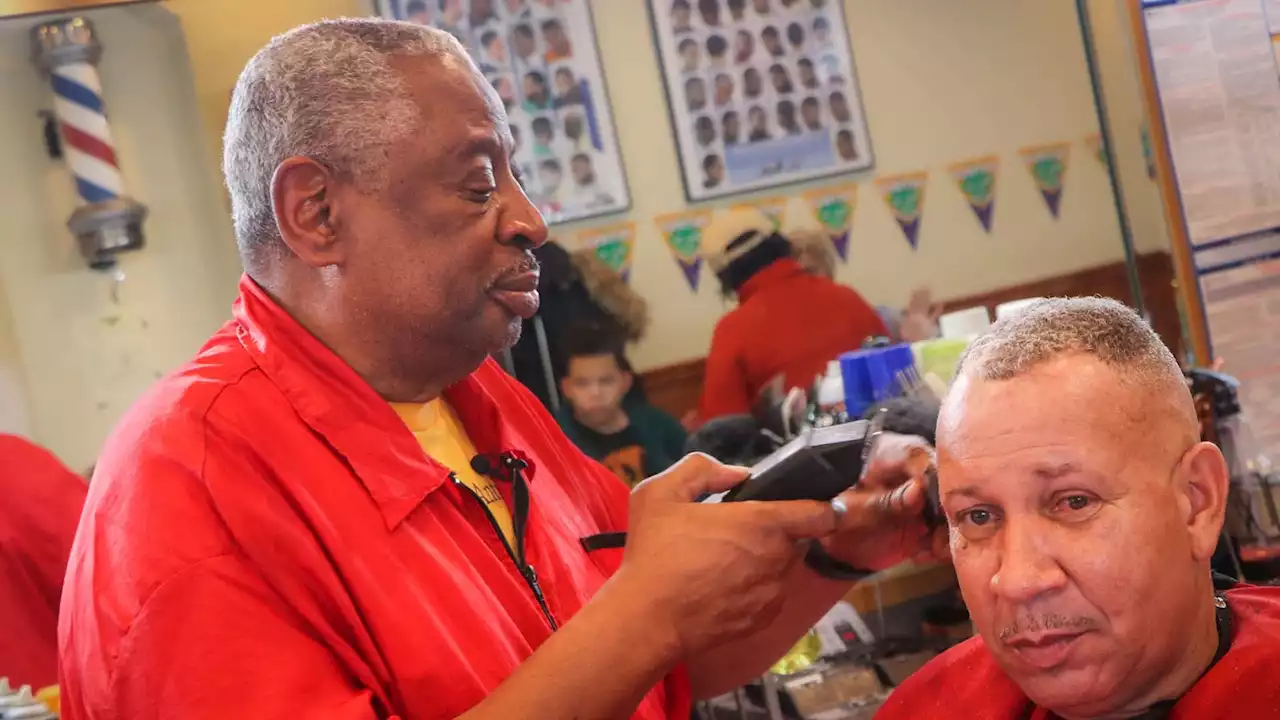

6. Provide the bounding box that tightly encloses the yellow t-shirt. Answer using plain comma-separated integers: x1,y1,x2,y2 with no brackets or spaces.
390,400,515,549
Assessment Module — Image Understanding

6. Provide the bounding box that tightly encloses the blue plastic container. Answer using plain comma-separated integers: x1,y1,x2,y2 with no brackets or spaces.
839,343,917,418
839,350,874,419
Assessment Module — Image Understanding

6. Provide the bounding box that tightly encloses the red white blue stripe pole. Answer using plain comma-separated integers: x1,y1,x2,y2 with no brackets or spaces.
53,57,122,204
32,17,146,271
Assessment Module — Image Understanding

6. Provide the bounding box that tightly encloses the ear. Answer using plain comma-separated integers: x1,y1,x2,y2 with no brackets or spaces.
1175,441,1230,562
620,371,634,396
270,156,346,268
559,376,573,402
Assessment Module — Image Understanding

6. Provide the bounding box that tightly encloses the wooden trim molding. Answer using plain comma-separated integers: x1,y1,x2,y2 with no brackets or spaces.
642,355,707,422
939,251,1182,358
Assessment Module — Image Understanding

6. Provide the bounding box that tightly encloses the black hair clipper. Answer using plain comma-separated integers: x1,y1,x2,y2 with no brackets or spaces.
713,421,871,503
705,412,944,532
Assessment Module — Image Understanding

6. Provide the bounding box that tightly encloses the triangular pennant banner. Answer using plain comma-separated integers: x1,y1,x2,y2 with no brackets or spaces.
876,173,928,250
830,230,850,261
948,157,998,233
1085,133,1108,171
802,184,858,262
735,196,789,231
655,211,712,292
576,222,637,283
1020,143,1071,219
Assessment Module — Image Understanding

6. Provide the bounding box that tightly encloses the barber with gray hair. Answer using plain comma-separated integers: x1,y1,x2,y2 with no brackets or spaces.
58,20,939,720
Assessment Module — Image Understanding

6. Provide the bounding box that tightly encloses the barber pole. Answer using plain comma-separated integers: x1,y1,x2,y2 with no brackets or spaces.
31,16,146,270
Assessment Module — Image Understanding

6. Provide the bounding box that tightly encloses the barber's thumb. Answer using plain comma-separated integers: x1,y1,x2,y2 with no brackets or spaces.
833,479,925,531
647,453,749,501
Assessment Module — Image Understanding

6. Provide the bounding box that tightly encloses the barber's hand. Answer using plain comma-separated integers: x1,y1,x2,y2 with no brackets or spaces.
616,454,837,658
821,433,949,572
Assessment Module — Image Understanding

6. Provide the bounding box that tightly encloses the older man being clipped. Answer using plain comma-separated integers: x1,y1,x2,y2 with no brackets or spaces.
878,297,1280,719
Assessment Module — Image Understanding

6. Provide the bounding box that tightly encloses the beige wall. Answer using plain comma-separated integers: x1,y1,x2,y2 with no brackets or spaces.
0,287,31,437
591,0,1139,369
0,0,1157,464
166,0,376,167
0,5,239,468
169,0,1144,373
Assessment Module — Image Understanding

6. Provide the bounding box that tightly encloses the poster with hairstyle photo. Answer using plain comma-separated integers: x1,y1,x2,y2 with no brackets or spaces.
377,0,630,223
646,0,872,200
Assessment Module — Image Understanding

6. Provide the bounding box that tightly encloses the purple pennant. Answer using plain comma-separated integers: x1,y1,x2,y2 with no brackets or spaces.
972,202,994,232
829,230,850,261
1041,188,1062,218
896,217,922,250
678,257,702,291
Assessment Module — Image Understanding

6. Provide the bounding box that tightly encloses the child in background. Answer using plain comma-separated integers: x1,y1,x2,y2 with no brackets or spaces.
556,330,687,488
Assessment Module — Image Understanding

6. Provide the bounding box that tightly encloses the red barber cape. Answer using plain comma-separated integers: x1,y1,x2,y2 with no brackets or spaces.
876,585,1280,719
59,276,689,720
0,434,86,689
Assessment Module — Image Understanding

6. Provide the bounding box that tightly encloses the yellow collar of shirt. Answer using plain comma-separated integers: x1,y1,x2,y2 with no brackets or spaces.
389,399,516,548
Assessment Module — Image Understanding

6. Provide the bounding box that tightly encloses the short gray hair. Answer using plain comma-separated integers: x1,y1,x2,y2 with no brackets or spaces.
957,296,1181,385
222,19,469,260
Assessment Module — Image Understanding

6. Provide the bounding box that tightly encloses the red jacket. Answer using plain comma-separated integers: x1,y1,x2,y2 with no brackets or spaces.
59,276,689,720
0,434,86,689
876,584,1280,719
699,260,887,420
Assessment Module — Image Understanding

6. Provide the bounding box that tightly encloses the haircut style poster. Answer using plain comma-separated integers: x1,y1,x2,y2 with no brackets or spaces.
647,0,874,201
378,0,631,225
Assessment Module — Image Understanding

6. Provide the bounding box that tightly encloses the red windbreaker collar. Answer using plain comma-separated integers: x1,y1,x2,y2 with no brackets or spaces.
737,259,808,303
231,275,520,529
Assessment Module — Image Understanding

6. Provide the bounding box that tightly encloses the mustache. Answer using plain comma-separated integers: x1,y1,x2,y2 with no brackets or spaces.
508,254,540,275
998,614,1096,642
487,254,541,288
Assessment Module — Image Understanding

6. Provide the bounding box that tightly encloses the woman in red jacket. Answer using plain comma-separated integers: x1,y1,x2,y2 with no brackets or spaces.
697,208,887,421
